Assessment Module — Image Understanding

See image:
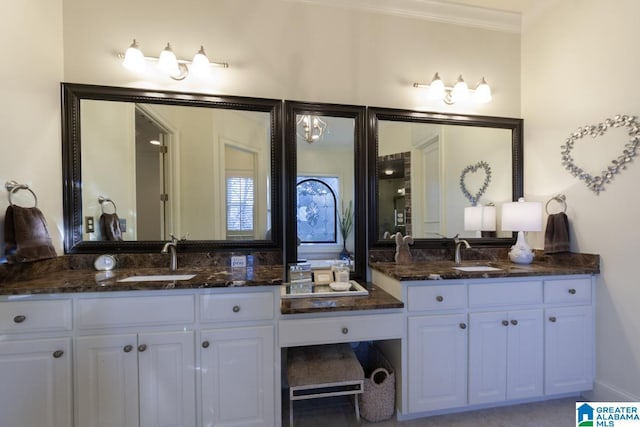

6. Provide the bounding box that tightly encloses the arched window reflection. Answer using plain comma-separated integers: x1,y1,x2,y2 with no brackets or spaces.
296,177,338,243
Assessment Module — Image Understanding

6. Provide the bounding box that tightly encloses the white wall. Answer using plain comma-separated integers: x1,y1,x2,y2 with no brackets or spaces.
522,0,640,401
0,0,63,259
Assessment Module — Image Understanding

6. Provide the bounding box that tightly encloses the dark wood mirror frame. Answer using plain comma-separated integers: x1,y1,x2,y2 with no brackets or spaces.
367,107,524,250
283,101,367,280
61,83,283,254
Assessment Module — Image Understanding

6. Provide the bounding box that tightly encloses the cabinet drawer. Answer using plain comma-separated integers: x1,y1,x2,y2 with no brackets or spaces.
544,278,591,304
0,300,72,333
76,295,195,329
469,281,542,307
408,284,467,312
279,313,403,347
200,291,274,323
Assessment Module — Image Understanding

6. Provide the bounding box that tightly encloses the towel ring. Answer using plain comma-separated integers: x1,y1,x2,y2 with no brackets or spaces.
545,194,567,215
98,196,117,214
5,180,38,208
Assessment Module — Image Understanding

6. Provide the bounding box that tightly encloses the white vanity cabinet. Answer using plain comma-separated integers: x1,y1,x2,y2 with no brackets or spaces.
371,270,595,419
199,291,276,427
75,295,196,427
0,299,73,427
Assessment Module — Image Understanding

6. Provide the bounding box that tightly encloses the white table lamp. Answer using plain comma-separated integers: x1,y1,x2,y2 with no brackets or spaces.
501,198,542,264
464,205,497,237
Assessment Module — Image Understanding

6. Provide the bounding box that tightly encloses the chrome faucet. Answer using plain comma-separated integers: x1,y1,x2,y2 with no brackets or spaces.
453,234,471,265
161,234,179,271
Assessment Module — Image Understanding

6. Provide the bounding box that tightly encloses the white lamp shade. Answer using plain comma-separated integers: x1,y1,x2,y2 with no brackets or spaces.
427,75,446,100
501,198,542,232
451,75,469,102
122,40,145,71
474,78,492,104
464,205,496,231
190,46,210,77
157,43,180,76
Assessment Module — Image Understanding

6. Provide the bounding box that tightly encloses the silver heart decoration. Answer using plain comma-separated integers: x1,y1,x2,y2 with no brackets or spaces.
561,114,640,194
460,161,492,206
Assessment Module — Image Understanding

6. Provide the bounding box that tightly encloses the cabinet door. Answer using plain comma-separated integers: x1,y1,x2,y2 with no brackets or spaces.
138,330,196,427
0,338,71,427
408,314,467,412
545,306,593,395
76,334,140,427
201,325,275,427
469,311,508,405
506,309,543,400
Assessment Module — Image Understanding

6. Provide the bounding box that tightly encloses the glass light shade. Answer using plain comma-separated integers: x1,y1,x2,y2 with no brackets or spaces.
427,73,446,101
190,46,210,77
157,43,180,76
464,205,496,231
474,77,492,104
501,198,542,232
451,75,469,103
122,39,145,71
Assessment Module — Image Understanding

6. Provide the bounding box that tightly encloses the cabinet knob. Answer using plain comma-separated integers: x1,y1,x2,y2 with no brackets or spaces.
202,341,210,349
53,350,64,358
342,327,349,334
502,320,509,326
123,345,133,353
13,315,26,323
436,295,444,302
511,319,518,326
138,344,147,352
232,305,240,313
549,316,557,323
568,288,577,295
459,323,467,330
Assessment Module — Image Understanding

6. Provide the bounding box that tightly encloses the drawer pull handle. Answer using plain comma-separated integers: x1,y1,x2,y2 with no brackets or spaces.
511,319,518,326
436,295,444,302
459,323,467,330
342,327,349,334
502,320,509,326
202,341,210,349
123,345,133,353
53,350,64,359
549,316,557,323
138,344,147,352
13,315,26,323
232,305,240,313
568,288,577,294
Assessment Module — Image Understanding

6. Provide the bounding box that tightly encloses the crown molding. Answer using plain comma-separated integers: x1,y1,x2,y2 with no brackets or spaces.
283,0,521,33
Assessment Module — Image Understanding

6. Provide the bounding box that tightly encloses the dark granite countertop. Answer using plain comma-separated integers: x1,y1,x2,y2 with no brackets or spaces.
0,265,284,296
370,252,600,281
280,283,404,315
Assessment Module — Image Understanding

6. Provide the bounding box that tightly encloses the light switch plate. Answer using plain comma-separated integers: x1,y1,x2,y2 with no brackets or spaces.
231,255,247,268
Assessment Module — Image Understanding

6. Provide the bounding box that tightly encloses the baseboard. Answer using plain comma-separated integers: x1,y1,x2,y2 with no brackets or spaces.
586,381,640,402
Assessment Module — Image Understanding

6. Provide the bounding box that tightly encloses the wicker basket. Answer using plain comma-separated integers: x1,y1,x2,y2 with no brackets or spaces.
355,344,395,422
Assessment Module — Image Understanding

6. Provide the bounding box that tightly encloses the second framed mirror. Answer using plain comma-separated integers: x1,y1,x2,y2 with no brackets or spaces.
284,102,366,280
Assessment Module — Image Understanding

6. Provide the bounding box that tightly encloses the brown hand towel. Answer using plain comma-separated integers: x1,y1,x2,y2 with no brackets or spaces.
544,212,570,254
99,213,123,241
3,205,57,263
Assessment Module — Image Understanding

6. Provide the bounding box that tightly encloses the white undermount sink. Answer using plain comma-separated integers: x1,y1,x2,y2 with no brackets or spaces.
117,274,196,282
452,266,502,272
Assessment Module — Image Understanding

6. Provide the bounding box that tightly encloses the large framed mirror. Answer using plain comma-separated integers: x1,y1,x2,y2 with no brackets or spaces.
368,107,523,249
284,102,366,279
62,83,283,253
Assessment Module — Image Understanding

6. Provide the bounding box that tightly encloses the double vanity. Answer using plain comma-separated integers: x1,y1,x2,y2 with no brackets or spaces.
0,251,598,427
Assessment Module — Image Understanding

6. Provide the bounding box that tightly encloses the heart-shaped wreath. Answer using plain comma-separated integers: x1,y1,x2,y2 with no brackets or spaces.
561,114,640,194
460,161,492,206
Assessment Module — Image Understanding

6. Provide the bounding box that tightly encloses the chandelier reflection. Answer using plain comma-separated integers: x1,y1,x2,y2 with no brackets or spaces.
297,115,327,144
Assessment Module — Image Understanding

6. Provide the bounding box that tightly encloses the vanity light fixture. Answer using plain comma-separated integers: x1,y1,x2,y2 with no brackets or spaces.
297,115,327,144
119,39,228,81
501,198,542,264
414,73,492,105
